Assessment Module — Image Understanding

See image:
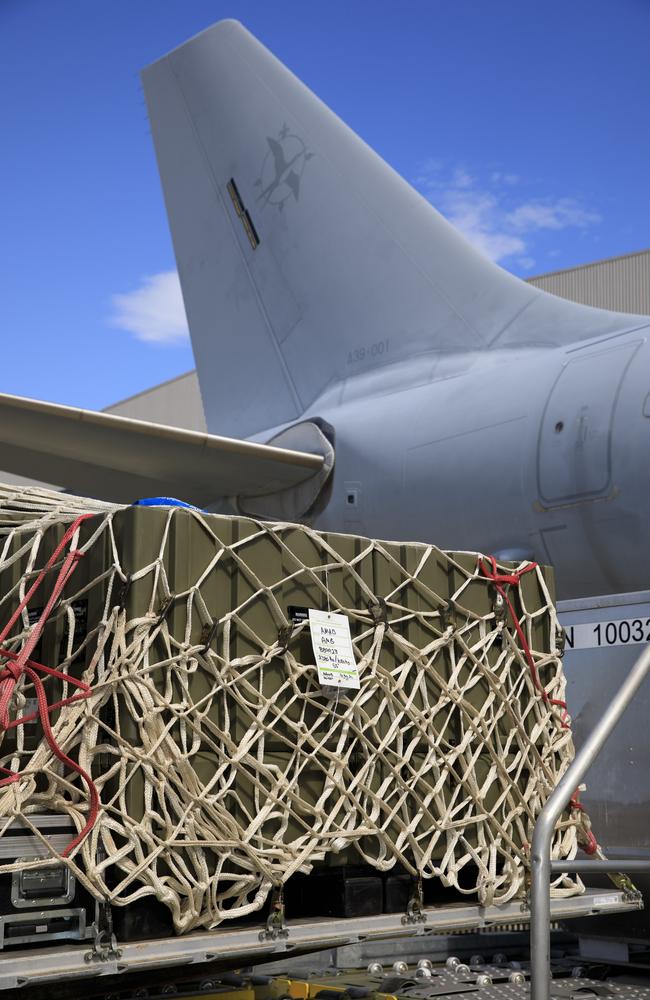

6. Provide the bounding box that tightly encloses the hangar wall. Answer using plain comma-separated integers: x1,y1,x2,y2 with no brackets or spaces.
527,248,650,316
107,370,206,432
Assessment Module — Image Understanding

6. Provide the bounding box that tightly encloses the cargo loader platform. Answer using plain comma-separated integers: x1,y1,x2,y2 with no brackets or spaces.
0,889,640,993
258,965,650,1000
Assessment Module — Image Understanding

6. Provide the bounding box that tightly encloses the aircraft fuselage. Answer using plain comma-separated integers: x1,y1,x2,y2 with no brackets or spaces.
308,328,650,599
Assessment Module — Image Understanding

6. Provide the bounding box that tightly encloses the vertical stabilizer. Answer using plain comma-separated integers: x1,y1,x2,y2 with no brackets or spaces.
143,20,642,438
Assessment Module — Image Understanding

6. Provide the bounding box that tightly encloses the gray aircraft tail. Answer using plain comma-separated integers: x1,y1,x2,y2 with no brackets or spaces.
142,19,639,439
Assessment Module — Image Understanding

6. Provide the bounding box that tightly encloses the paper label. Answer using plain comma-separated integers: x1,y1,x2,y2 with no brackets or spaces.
308,609,360,689
287,605,309,625
593,893,621,906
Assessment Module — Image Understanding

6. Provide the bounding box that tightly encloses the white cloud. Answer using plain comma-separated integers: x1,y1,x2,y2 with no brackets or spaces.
506,199,601,232
438,186,526,262
413,157,444,187
517,256,536,271
110,271,189,344
413,162,601,269
451,166,473,190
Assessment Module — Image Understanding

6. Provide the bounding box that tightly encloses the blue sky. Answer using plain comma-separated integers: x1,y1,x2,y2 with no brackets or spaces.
2,0,649,410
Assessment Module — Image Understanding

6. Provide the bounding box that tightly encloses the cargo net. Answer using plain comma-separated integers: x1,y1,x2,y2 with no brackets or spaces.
0,485,589,933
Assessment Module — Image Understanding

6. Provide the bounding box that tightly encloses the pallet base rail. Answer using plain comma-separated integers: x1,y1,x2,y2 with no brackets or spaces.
0,889,639,992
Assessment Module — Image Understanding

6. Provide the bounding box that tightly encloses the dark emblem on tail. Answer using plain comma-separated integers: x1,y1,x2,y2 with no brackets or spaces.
255,124,314,210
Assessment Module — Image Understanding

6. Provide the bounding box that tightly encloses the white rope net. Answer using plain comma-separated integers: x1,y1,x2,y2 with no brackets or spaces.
0,485,585,933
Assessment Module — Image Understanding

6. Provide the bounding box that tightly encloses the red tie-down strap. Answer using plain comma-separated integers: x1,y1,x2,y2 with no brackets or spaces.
478,556,569,723
0,514,99,857
567,786,599,855
478,555,598,855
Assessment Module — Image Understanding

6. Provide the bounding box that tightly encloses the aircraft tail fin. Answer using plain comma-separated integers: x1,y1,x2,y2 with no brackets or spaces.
143,20,640,438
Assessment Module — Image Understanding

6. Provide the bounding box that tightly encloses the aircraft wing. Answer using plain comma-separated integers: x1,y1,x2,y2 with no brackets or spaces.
0,392,324,508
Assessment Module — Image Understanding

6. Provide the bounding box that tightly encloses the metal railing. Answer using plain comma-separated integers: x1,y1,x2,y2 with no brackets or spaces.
530,642,650,1000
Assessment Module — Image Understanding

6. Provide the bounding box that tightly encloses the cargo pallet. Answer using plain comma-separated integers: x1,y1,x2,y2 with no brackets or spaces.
1,503,648,994
0,889,639,992
3,633,649,994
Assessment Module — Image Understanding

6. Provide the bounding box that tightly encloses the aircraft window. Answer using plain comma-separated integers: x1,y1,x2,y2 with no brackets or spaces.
554,421,564,433
226,178,260,250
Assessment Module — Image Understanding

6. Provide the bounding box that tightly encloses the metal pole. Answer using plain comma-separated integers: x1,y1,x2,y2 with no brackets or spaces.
530,642,650,1000
550,859,650,874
